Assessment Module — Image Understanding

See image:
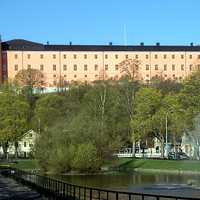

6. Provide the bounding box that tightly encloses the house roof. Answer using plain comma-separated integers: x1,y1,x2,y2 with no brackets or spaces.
2,39,200,52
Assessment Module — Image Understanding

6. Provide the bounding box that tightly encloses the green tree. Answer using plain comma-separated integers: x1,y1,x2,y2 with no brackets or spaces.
0,89,29,158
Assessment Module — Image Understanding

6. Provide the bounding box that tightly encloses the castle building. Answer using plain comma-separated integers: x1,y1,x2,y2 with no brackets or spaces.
1,39,200,87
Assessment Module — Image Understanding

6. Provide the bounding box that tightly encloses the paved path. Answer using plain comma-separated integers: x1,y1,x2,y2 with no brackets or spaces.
0,174,47,200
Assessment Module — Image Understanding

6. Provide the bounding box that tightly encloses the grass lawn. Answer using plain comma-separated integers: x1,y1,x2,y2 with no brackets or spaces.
118,158,200,172
0,159,38,170
104,158,200,172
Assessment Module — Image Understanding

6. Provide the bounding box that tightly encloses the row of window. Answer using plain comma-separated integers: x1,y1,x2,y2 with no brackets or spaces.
14,64,100,71
145,74,183,80
146,64,200,71
52,74,99,78
14,54,200,60
14,64,200,72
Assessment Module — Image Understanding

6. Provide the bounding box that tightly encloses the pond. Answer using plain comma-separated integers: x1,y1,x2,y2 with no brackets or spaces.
52,172,200,198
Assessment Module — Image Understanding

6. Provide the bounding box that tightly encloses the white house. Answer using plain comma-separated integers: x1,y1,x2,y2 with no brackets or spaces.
0,130,38,158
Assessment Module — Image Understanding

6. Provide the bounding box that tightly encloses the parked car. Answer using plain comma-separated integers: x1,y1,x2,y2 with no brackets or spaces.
168,152,190,160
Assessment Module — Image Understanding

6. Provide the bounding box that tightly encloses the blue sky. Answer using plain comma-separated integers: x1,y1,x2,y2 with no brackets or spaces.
1,0,200,45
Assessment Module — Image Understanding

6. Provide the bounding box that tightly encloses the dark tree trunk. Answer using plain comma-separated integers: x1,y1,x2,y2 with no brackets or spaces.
160,137,165,159
2,142,9,160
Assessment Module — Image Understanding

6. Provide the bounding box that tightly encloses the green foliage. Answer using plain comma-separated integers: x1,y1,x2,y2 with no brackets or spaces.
0,85,29,157
72,143,100,171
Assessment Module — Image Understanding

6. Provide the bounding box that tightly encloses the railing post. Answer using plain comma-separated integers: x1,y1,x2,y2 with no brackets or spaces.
142,195,144,200
90,188,92,200
73,186,76,200
79,186,81,200
116,192,118,200
98,190,100,200
63,183,66,198
84,187,86,200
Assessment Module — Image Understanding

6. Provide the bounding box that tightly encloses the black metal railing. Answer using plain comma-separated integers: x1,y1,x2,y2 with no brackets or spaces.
2,167,200,200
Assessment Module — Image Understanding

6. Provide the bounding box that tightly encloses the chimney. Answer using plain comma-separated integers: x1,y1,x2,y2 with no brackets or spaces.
46,41,49,45
140,42,144,46
156,42,160,46
109,42,113,46
69,41,72,46
190,42,194,46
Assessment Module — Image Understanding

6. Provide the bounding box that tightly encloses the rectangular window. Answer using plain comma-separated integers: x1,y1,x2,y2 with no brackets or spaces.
27,54,31,59
198,55,200,59
163,54,167,59
53,54,56,59
85,74,87,78
53,74,56,78
155,65,158,70
125,54,128,59
63,54,67,59
14,65,18,71
40,65,44,71
190,64,193,71
115,64,119,70
105,64,108,70
189,55,192,59
84,54,87,59
94,64,98,71
24,142,26,147
164,64,167,71
84,64,88,71
94,54,98,59
40,54,44,59
145,55,149,59
172,55,175,59
73,54,77,59
14,54,18,59
181,65,184,71
154,55,158,59
172,64,175,71
27,65,31,69
181,55,184,59
135,55,138,59
53,64,56,71
74,65,77,71
105,54,108,59
74,74,77,78
146,65,149,70
115,54,118,59
63,65,67,71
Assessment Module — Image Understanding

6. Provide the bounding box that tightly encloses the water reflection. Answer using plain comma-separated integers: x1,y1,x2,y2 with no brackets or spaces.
52,172,200,191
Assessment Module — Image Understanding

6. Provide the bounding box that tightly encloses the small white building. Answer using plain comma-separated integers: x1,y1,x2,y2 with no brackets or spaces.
0,130,37,158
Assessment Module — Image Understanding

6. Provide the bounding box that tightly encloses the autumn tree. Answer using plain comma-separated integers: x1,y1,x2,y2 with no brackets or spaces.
14,68,45,88
118,58,141,81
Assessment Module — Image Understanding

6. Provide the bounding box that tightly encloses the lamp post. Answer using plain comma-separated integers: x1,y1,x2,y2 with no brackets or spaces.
165,111,169,157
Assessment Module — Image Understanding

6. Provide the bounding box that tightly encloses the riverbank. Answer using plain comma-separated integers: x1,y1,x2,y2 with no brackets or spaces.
2,158,200,175
105,158,200,175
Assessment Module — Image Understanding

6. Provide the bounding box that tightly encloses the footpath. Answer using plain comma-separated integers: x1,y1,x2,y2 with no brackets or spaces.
0,174,47,200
